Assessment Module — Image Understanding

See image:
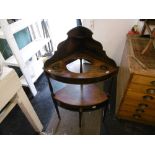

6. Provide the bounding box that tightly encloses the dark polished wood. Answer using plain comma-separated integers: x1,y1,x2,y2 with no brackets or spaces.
54,84,108,110
44,26,118,128
44,26,118,84
46,74,61,119
45,53,117,84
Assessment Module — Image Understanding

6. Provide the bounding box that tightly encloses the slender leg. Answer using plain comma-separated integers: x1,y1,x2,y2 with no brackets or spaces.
79,108,83,128
52,97,61,119
80,58,83,73
102,101,108,122
79,58,83,127
46,74,61,120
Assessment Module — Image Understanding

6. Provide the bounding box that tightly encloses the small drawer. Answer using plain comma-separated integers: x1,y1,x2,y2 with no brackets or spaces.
131,74,155,87
125,91,155,107
118,110,155,123
120,104,155,117
128,83,155,96
131,74,155,86
120,104,146,112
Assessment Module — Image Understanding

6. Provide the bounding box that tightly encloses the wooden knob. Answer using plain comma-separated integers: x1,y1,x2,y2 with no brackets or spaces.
133,114,141,119
138,103,148,108
143,95,154,101
146,88,155,94
150,81,155,86
136,109,145,113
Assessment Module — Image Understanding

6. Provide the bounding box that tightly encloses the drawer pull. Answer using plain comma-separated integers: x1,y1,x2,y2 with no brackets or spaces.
150,81,155,86
143,95,154,101
133,114,141,119
146,88,155,94
138,103,148,108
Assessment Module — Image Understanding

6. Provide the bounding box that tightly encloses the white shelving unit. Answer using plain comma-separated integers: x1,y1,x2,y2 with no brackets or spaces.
0,29,5,39
4,55,19,67
21,38,51,62
0,19,53,96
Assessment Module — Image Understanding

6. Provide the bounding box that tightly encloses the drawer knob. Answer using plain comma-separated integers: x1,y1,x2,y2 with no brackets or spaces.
133,114,141,119
146,88,155,95
150,81,155,86
143,95,154,101
138,103,148,108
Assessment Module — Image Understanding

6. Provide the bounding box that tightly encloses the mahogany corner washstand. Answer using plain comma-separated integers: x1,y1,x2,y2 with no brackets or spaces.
44,26,118,127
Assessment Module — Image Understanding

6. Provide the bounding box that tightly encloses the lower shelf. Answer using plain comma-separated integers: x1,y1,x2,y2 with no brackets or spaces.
54,84,108,110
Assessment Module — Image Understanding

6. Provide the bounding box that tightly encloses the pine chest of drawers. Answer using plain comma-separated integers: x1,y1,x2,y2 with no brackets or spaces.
116,35,155,126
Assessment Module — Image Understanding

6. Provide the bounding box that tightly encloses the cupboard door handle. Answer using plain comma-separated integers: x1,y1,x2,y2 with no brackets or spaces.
133,114,141,119
150,81,155,86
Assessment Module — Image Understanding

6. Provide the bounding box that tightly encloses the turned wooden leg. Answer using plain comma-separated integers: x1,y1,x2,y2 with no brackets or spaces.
102,101,109,122
79,108,83,128
46,74,61,120
52,97,61,119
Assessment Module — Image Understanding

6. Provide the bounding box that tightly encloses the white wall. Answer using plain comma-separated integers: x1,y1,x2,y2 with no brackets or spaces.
83,19,138,65
48,19,77,51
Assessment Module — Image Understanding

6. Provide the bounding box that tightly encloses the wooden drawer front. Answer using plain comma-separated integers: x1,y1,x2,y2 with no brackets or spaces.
120,104,155,117
124,91,155,108
118,110,155,124
128,83,155,96
131,74,155,86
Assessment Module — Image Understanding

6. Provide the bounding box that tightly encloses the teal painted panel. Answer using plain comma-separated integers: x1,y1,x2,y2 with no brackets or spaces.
0,27,32,59
0,27,31,77
0,38,13,59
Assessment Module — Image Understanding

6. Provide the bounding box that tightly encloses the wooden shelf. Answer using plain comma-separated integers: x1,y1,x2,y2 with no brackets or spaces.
21,38,51,62
6,19,37,34
3,38,51,67
4,55,19,67
54,84,108,108
20,58,43,86
0,29,5,39
45,53,118,84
